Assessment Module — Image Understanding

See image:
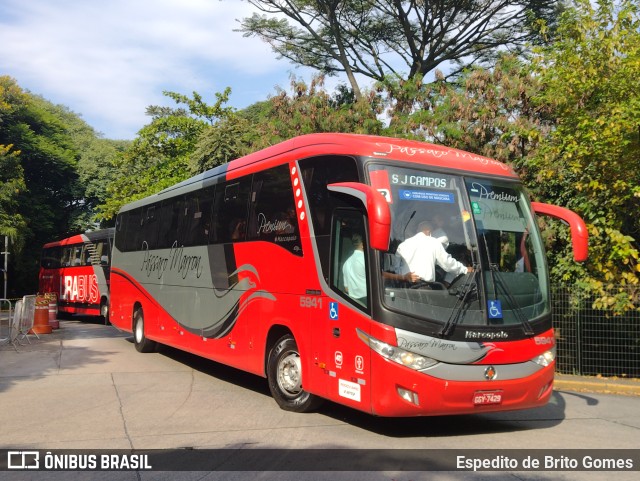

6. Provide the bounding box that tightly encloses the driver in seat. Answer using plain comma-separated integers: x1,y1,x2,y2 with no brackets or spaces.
396,220,473,286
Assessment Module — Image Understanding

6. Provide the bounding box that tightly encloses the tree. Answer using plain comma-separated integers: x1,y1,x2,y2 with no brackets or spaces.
254,75,382,139
377,1,640,306
381,54,549,165
0,144,27,243
525,0,640,308
96,89,237,220
0,78,28,244
191,75,383,172
0,77,87,294
238,0,560,101
37,97,130,229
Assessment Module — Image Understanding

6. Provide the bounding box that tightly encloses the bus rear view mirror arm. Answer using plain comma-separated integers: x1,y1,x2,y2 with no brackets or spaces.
327,182,391,251
531,202,589,262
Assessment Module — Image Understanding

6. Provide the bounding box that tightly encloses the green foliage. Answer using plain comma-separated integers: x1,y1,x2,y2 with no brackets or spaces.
0,144,27,243
96,89,237,220
377,1,640,312
257,75,382,140
526,0,640,305
380,56,548,166
0,78,28,244
239,1,561,100
0,76,100,294
189,75,382,174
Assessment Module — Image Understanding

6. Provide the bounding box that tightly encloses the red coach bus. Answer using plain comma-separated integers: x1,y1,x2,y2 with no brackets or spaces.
39,228,114,318
109,134,588,417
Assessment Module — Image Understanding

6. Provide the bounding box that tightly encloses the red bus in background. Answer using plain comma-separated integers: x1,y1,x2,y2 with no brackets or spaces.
109,133,588,417
39,228,114,318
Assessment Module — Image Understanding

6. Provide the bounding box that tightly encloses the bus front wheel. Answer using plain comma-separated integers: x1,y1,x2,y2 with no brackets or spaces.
133,308,157,353
267,334,322,413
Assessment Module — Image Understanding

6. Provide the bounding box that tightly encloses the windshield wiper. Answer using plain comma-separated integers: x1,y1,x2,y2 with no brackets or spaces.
481,233,534,336
439,265,479,338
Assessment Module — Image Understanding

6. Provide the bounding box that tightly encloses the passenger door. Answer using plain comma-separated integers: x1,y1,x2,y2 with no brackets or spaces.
320,209,373,412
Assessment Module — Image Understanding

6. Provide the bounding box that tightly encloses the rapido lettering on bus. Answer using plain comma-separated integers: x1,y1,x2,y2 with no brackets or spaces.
60,274,99,303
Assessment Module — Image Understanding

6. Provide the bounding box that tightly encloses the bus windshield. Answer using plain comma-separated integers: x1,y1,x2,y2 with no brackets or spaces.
370,164,549,331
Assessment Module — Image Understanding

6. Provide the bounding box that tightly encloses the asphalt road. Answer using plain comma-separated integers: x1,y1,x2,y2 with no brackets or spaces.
1,319,639,481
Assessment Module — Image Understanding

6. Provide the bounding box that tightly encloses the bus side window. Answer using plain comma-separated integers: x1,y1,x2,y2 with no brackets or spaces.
116,208,145,252
180,187,214,247
70,245,83,266
141,204,159,250
93,240,109,265
331,210,369,309
213,179,251,244
156,198,182,250
61,247,71,267
248,164,302,256
82,246,92,266
299,155,361,283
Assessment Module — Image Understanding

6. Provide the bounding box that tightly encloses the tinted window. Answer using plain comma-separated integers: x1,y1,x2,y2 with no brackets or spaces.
248,165,302,256
41,247,62,269
180,187,215,247
115,208,145,252
299,155,361,279
155,198,183,250
213,178,252,243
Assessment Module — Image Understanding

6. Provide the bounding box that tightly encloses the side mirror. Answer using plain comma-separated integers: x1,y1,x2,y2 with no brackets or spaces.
327,182,391,251
531,202,588,262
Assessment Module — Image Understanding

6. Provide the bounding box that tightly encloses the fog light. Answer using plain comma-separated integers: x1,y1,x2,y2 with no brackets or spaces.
538,382,553,400
397,387,420,406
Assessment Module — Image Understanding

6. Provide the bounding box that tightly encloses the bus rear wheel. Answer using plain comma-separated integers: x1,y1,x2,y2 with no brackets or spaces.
267,334,322,413
133,307,157,353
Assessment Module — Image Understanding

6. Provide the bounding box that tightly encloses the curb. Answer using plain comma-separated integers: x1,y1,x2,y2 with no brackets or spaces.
554,376,640,397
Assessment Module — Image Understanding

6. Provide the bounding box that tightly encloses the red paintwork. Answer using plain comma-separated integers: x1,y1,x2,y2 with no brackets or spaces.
108,134,576,417
39,233,110,316
39,265,102,315
225,133,519,180
532,202,589,262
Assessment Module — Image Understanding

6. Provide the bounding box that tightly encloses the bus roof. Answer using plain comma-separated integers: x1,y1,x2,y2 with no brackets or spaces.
229,133,517,177
119,133,518,213
42,228,114,249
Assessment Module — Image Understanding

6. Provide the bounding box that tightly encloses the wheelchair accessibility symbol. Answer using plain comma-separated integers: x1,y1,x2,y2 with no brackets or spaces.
488,300,503,319
329,302,339,320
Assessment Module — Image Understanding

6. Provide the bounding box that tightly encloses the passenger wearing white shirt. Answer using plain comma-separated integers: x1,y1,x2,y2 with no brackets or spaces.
397,221,472,284
342,233,367,305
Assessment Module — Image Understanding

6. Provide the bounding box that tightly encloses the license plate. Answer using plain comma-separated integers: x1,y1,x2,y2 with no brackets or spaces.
473,391,503,405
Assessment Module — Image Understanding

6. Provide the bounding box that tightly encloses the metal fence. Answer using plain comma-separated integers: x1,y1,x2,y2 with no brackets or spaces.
552,285,640,378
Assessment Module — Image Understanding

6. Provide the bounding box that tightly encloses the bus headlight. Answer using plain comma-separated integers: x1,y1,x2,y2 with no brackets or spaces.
532,348,556,367
357,329,438,371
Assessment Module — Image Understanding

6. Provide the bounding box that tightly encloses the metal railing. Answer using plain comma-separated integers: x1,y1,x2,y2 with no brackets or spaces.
552,285,640,378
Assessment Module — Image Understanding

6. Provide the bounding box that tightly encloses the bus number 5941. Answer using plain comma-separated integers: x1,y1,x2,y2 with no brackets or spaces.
300,296,323,309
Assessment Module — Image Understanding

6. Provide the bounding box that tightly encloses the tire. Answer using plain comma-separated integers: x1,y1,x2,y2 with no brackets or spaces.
133,307,157,353
267,334,322,412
